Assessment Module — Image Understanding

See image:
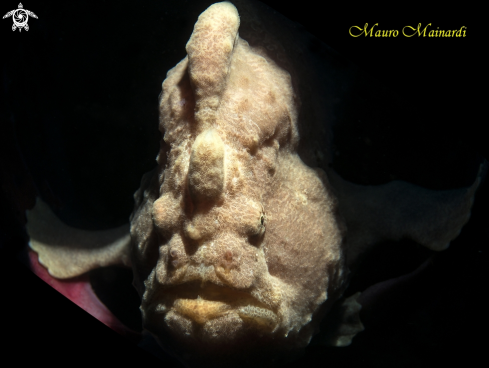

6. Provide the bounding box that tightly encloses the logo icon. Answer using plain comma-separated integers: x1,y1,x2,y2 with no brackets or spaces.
3,3,37,32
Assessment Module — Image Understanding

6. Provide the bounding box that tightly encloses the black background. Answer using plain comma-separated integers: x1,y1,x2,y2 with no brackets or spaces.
1,0,486,367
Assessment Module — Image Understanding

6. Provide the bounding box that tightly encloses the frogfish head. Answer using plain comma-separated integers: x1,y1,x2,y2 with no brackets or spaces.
128,2,347,366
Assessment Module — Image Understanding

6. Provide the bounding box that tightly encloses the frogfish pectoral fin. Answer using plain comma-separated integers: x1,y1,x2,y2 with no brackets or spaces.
26,198,131,279
328,160,487,268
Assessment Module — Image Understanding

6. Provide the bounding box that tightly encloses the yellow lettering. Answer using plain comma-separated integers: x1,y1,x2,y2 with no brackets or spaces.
349,23,378,37
379,29,397,37
365,23,377,37
349,25,364,37
402,25,466,37
456,26,466,37
420,23,431,36
403,25,417,37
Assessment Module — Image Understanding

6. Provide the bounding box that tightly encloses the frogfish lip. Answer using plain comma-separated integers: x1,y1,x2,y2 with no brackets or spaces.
155,281,279,330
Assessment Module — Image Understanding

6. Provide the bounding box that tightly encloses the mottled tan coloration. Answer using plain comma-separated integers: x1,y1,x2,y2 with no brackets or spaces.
327,168,483,270
27,199,131,279
128,3,484,364
131,2,347,365
186,2,240,132
25,2,485,368
188,129,225,202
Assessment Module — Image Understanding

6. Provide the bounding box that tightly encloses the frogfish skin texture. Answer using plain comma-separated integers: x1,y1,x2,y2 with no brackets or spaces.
25,1,485,368
130,2,347,365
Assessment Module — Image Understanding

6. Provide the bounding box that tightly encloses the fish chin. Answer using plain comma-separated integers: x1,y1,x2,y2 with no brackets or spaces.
139,275,306,366
143,280,280,335
144,298,301,368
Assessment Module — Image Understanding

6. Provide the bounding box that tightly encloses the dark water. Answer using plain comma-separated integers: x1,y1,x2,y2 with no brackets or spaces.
1,0,485,367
